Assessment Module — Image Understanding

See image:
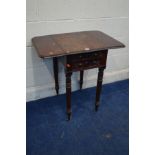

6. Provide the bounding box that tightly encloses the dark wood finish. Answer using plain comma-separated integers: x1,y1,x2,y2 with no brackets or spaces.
32,31,125,120
66,50,108,72
80,71,84,90
53,57,59,95
65,50,108,118
66,71,72,120
32,31,125,58
95,67,105,111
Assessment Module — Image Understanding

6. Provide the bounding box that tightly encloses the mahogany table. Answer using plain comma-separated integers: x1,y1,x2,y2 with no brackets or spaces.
32,31,125,120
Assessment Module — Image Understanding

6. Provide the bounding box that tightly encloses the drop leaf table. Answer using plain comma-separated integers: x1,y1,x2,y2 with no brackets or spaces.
32,31,125,120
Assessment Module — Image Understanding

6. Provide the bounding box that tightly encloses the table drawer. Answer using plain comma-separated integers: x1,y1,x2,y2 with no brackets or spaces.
66,50,108,71
68,50,107,63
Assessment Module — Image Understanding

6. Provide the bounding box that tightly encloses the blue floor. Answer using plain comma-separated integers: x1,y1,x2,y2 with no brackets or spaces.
27,79,129,155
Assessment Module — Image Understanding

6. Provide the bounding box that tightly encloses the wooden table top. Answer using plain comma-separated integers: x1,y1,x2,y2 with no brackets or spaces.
32,31,125,58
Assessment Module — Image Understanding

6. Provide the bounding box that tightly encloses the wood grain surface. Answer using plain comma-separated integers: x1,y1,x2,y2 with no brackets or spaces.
32,31,125,58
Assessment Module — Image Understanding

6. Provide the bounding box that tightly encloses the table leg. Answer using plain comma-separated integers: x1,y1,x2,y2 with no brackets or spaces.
95,67,105,111
66,71,72,120
53,57,59,95
80,70,84,89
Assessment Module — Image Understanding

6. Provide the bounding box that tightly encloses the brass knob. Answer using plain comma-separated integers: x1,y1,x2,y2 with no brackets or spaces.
66,64,71,68
79,63,82,66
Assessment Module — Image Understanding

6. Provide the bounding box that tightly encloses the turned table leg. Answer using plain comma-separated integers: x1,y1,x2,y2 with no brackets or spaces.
95,67,105,111
80,70,84,89
66,71,72,120
53,57,59,95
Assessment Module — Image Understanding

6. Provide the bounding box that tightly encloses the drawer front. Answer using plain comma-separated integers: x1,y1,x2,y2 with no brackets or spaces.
68,50,107,63
66,50,108,71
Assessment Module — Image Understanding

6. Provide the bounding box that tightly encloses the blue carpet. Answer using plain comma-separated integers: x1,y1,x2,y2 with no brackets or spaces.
27,79,129,155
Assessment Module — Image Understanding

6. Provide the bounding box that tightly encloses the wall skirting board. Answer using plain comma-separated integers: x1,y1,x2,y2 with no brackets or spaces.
26,69,128,102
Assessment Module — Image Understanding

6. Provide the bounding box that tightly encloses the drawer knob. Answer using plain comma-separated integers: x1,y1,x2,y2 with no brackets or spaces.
93,60,99,65
66,64,71,68
79,63,82,66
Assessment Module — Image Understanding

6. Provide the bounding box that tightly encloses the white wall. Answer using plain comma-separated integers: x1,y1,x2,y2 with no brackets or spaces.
26,0,129,101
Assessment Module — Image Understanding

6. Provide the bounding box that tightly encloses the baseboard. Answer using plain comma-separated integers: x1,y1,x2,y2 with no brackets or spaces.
26,69,129,102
